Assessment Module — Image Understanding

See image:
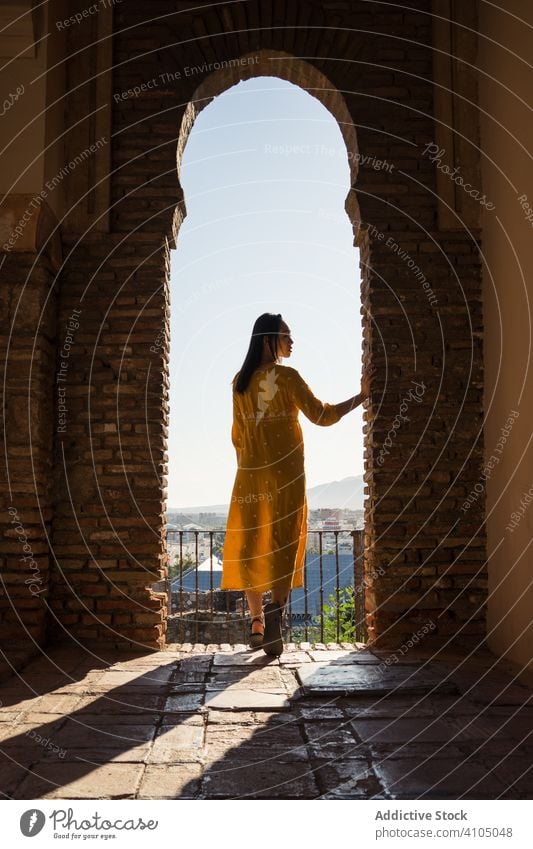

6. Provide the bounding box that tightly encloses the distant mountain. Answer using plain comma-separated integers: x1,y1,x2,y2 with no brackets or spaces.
169,475,364,514
306,475,364,510
168,504,229,516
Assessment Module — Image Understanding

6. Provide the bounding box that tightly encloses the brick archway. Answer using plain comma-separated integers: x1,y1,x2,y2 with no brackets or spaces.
174,49,361,245
1,3,487,658
169,50,368,644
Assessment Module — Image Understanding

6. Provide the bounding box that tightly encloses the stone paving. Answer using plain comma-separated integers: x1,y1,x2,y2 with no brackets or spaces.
1,641,532,799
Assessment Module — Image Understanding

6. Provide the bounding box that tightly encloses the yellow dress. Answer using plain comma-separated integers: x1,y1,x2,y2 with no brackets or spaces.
221,364,342,593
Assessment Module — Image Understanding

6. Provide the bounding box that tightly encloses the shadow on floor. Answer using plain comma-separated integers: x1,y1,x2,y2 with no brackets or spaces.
1,642,532,799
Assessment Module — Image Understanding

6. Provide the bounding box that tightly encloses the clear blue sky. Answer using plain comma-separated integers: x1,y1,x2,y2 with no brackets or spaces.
168,77,364,508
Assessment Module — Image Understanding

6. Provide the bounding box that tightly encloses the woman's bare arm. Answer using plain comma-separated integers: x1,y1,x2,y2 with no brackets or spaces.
333,365,376,420
334,392,366,419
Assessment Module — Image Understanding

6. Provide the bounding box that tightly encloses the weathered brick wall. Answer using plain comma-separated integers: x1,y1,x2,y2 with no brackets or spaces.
0,0,488,653
361,228,486,647
348,12,486,646
48,233,170,649
0,253,58,653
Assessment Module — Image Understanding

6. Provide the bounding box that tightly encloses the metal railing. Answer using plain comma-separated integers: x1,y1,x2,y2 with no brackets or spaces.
165,528,366,645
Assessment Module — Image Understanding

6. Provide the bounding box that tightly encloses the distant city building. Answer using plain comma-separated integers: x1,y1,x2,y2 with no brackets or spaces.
321,516,342,531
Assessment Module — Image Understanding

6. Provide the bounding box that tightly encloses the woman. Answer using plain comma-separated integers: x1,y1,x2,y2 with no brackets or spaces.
221,312,373,656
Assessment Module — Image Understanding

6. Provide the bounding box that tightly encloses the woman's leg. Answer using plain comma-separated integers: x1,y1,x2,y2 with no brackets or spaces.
246,589,264,634
271,578,291,612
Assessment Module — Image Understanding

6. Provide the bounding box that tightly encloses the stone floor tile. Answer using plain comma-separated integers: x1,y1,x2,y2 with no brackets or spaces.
164,694,205,713
248,724,302,746
456,740,526,763
307,741,369,760
280,649,312,660
464,682,533,706
308,650,380,664
253,710,300,724
115,654,173,664
304,720,358,744
478,756,533,798
3,644,533,800
161,713,205,726
212,651,278,667
0,759,36,799
373,756,508,799
0,723,20,741
207,667,285,689
154,723,205,745
342,696,439,718
167,684,206,695
351,717,460,745
368,648,438,661
204,689,290,711
206,722,304,751
410,694,485,716
18,693,85,715
80,668,173,692
13,762,145,799
0,692,46,713
177,659,212,673
75,694,166,714
69,713,159,726
279,668,300,689
369,742,466,761
43,721,157,749
6,676,81,696
138,763,203,798
311,759,383,798
440,713,519,743
103,665,175,678
498,715,533,744
296,705,345,720
206,710,256,724
44,743,152,764
297,662,457,695
2,718,65,744
484,704,533,718
170,669,209,684
0,711,24,723
202,758,319,798
147,725,205,763
204,725,266,751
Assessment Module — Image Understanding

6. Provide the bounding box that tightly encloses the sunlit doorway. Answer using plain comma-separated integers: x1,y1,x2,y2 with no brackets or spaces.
166,77,365,644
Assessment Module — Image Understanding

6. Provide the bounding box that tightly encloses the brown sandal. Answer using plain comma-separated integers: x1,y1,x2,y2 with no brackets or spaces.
249,614,265,649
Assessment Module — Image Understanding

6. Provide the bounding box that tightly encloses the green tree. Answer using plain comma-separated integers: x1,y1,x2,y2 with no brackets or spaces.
168,553,196,581
307,585,357,643
212,533,225,559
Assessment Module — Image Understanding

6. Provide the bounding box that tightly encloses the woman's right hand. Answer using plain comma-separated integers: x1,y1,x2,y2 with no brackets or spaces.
360,364,377,399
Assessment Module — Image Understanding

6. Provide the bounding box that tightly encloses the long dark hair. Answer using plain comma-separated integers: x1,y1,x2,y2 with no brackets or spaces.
233,312,283,394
